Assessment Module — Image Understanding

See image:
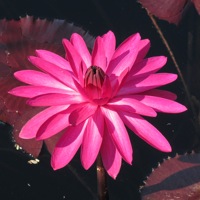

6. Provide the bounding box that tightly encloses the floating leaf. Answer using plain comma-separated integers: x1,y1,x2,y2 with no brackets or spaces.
138,0,200,24
141,152,200,199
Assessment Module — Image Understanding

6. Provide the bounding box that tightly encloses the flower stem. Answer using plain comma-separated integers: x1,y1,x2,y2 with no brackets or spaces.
97,154,109,200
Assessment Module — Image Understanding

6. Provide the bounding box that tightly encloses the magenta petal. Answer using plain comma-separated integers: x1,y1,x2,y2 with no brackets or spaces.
19,105,69,139
135,39,150,62
70,33,91,67
36,50,71,70
8,85,72,98
129,56,167,78
28,56,76,90
107,96,157,117
117,73,178,96
81,108,104,169
69,103,97,125
36,109,70,140
142,89,177,100
51,120,88,170
102,31,116,70
27,93,85,106
132,94,187,113
102,107,133,164
107,33,141,75
62,38,82,77
120,112,172,152
92,36,107,71
101,126,122,179
14,70,69,90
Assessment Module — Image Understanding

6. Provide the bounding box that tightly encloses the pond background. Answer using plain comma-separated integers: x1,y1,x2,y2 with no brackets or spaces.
0,0,198,199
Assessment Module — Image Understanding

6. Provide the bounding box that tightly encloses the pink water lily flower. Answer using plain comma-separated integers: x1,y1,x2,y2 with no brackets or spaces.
9,31,187,179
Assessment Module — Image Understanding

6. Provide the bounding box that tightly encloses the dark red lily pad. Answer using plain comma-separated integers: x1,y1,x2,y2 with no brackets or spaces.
138,0,200,24
141,152,200,200
0,16,94,157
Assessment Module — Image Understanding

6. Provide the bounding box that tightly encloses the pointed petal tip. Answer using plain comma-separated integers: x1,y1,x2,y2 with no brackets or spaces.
159,142,172,153
81,161,91,170
106,168,119,179
19,131,33,139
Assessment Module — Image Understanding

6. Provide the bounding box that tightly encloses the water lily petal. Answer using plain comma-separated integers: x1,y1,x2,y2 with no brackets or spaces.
107,96,157,117
51,120,88,170
81,108,104,169
129,56,167,79
117,73,178,96
14,70,70,90
8,85,74,98
28,56,76,90
36,49,71,70
107,33,141,75
101,126,122,179
62,38,82,78
92,36,107,71
27,93,85,106
69,103,98,125
36,109,71,140
142,89,177,100
102,31,116,69
70,33,91,67
135,39,150,62
19,105,69,139
132,94,187,113
102,107,133,164
120,112,172,152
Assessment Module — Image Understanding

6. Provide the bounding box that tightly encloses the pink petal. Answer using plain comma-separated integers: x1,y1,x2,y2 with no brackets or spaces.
110,67,129,98
135,39,150,62
107,33,141,75
27,93,85,106
101,126,122,179
36,50,71,70
142,89,177,100
62,38,82,77
28,56,76,90
81,108,104,169
102,31,116,69
70,33,91,67
132,94,187,113
14,70,70,90
101,107,133,164
51,120,88,170
117,73,178,96
36,109,71,140
129,56,167,79
8,85,74,98
19,105,69,139
92,36,107,71
120,112,172,152
69,103,98,125
107,96,157,117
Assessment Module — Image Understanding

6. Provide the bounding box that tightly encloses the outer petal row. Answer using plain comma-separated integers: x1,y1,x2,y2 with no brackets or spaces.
81,108,104,170
8,85,76,98
28,56,77,90
36,50,71,70
119,111,172,152
51,120,88,170
101,107,133,164
14,70,70,90
19,105,69,139
107,33,141,76
117,73,178,96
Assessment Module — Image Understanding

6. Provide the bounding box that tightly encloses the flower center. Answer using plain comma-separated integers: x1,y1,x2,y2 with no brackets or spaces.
84,66,105,89
84,66,105,100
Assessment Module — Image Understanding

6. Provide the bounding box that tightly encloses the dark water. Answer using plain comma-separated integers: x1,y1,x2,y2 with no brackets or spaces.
0,0,198,199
